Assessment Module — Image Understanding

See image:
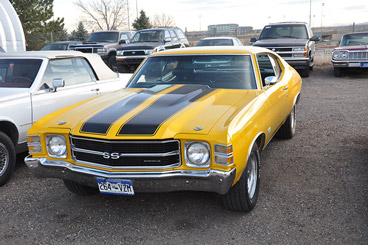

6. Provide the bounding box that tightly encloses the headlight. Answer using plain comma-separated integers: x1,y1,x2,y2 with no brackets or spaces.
117,50,124,55
185,142,210,167
97,48,107,54
333,50,348,60
292,47,305,52
146,49,154,55
46,135,67,158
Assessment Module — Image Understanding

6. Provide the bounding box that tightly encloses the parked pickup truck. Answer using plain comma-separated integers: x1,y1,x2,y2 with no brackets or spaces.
116,28,189,72
69,30,135,72
251,22,320,77
0,51,131,186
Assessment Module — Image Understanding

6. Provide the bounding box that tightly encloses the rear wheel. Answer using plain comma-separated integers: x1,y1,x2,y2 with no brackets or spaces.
222,143,260,212
63,180,99,195
277,105,296,139
0,132,16,186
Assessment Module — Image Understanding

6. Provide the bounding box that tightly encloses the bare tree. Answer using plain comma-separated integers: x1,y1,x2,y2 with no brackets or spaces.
152,13,176,28
74,0,129,30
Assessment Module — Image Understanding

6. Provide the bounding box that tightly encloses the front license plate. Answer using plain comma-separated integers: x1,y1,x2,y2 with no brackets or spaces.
360,62,368,68
97,178,134,195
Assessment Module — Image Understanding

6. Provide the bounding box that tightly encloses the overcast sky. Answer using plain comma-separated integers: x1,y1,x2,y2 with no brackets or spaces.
54,0,368,32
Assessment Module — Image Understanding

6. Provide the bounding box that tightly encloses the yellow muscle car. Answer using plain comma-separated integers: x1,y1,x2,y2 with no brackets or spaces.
25,46,302,212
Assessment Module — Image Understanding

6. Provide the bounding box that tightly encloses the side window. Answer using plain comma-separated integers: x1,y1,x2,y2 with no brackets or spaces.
257,54,276,87
174,29,186,41
164,31,171,39
169,30,178,41
39,58,96,90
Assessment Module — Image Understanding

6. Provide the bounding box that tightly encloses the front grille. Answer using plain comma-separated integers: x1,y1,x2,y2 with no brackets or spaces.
124,50,146,56
70,136,180,168
75,47,95,53
349,51,368,60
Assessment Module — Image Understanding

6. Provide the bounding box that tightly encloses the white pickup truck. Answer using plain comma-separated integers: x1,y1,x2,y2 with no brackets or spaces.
0,51,131,186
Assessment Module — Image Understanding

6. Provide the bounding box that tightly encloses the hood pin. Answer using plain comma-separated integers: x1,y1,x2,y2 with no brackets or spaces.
58,121,67,125
194,126,203,131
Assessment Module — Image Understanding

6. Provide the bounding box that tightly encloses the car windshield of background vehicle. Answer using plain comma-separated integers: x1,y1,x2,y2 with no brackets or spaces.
41,43,68,50
259,25,308,40
85,32,119,43
340,33,368,46
196,39,234,46
128,55,257,90
131,30,164,43
0,59,42,88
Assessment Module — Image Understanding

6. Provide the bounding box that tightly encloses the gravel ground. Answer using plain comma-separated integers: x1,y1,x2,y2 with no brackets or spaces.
1,66,367,245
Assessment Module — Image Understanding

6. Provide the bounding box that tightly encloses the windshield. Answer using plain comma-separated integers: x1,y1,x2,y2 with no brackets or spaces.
196,39,234,46
259,25,308,40
131,30,164,43
340,33,368,46
128,55,256,90
41,43,69,50
0,59,42,88
86,32,119,43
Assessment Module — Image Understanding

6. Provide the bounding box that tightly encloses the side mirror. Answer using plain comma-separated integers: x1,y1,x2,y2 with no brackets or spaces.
250,37,257,43
264,76,277,86
52,78,65,92
310,36,320,42
164,37,172,43
119,40,128,44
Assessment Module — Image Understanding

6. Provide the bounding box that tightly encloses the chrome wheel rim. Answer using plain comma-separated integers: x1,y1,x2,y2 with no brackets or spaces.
0,143,9,176
291,106,296,129
247,153,258,199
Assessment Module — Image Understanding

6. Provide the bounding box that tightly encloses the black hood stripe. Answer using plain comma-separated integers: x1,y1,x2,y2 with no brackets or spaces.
80,85,171,135
117,85,213,136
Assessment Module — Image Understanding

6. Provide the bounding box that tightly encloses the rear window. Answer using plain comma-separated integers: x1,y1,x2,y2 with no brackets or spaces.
341,33,368,46
0,59,42,88
196,39,234,46
128,55,256,90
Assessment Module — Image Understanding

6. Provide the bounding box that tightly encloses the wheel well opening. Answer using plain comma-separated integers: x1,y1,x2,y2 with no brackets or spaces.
0,121,18,146
255,133,266,152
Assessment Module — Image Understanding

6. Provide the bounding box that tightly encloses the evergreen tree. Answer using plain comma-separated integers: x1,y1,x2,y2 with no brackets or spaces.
132,10,152,30
10,0,67,50
70,22,89,41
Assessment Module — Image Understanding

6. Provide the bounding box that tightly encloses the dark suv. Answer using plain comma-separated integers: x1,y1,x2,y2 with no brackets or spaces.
69,30,135,71
116,28,189,72
251,22,319,77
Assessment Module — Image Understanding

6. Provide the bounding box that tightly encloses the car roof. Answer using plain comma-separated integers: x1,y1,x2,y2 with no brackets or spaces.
0,51,118,80
200,37,237,40
267,22,307,26
150,46,270,56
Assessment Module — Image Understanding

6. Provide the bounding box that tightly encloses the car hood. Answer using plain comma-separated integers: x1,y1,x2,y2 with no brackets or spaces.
334,45,368,51
38,85,258,139
118,42,161,50
0,88,29,102
254,39,308,47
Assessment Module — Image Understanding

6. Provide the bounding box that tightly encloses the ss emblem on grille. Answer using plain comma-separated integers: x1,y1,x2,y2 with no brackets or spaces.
103,152,121,159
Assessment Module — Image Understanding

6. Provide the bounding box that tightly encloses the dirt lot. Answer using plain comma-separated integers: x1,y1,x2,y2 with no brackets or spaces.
1,65,367,244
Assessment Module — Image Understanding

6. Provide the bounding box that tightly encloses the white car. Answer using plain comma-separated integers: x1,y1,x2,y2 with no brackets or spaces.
0,51,131,186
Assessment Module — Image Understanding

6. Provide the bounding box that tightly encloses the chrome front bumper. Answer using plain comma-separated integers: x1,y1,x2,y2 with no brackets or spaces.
331,59,368,68
24,156,236,195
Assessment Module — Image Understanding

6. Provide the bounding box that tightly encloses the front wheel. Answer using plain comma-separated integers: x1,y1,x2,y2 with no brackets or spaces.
222,143,260,212
0,132,16,186
107,55,118,72
334,67,342,77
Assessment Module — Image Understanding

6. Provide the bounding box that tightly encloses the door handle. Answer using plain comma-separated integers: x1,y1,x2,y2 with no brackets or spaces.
91,88,100,92
283,86,289,90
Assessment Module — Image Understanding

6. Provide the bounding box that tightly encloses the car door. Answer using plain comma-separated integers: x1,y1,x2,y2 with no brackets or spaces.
30,57,100,123
257,53,290,136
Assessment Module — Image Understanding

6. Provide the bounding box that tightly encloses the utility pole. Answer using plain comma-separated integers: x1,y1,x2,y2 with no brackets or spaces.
309,0,312,27
127,0,130,30
136,0,138,19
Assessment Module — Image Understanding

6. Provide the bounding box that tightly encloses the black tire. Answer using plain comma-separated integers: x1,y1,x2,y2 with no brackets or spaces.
63,180,99,195
277,105,296,139
0,132,16,186
334,67,342,77
300,66,310,77
222,143,260,212
107,55,118,72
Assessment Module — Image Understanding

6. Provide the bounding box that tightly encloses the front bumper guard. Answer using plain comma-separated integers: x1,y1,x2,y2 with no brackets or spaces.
25,156,236,195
